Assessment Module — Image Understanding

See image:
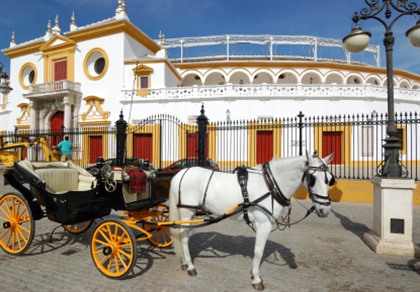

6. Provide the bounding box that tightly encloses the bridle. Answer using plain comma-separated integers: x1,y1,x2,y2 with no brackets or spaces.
302,163,335,207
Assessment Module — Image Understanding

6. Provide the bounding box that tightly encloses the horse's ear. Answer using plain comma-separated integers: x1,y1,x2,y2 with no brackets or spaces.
322,153,334,165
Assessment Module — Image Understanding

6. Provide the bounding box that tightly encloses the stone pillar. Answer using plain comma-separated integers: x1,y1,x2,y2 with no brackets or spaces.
363,177,417,256
63,96,72,129
73,103,80,128
29,100,38,131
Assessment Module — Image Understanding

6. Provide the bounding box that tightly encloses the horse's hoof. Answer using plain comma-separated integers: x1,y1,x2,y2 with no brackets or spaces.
187,269,198,276
181,264,188,271
252,282,265,290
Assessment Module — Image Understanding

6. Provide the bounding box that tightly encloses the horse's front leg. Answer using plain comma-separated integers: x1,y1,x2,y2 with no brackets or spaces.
251,221,272,290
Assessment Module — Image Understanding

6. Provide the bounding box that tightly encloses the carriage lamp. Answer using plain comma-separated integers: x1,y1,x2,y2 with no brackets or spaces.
343,1,420,178
0,62,13,95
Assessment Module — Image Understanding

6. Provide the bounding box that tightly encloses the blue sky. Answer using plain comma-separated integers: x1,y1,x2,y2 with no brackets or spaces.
1,0,419,75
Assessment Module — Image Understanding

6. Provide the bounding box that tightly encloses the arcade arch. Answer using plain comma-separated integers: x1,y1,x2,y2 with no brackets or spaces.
204,71,226,85
229,70,251,84
181,72,202,86
301,71,322,84
346,74,364,85
277,71,298,84
366,76,381,86
252,71,274,84
324,72,345,84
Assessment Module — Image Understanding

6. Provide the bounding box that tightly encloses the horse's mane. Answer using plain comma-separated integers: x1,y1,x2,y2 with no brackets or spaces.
271,155,307,168
247,156,307,173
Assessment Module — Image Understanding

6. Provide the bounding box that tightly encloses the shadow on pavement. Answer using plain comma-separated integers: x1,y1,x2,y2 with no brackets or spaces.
331,209,370,239
189,232,297,269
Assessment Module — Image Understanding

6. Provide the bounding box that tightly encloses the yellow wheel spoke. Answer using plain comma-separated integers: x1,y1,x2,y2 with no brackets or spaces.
98,229,112,243
107,225,117,242
116,253,129,269
107,255,113,271
118,248,132,259
2,200,12,217
93,238,110,247
16,225,29,246
0,228,10,241
114,255,120,273
0,205,11,218
113,225,120,240
11,231,16,251
100,254,111,265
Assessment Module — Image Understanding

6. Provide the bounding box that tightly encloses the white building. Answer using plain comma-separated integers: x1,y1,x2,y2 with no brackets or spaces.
0,0,419,166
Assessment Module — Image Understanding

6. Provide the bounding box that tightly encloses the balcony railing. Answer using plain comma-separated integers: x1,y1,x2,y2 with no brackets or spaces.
28,80,81,94
121,84,418,104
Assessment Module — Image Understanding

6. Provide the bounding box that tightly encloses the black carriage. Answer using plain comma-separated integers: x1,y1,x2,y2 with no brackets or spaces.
0,159,174,278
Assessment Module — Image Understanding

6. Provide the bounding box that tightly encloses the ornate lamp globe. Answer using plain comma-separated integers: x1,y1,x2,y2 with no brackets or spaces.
342,26,372,53
0,70,13,95
406,20,420,48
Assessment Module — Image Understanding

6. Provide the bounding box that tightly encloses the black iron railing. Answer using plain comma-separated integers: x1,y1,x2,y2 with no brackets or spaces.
1,110,418,181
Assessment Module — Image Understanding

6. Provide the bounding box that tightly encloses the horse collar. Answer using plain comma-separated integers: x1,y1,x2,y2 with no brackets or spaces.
262,162,290,207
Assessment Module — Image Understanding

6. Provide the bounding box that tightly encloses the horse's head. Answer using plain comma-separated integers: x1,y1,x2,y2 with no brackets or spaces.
302,152,335,218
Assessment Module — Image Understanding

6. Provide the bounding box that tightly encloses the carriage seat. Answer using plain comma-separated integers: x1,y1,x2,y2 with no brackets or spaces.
17,160,97,194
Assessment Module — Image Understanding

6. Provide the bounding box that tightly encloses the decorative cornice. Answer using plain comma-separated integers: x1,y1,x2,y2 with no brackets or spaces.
2,40,45,58
66,19,160,53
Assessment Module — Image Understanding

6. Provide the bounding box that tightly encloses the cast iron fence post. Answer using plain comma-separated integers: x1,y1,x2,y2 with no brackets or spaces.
196,104,208,167
116,110,127,167
298,111,304,156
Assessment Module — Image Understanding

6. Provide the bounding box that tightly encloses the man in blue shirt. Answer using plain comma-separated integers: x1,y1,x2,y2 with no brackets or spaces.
57,136,73,161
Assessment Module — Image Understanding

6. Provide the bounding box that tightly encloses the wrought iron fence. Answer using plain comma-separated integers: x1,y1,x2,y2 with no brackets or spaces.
1,111,418,181
208,111,419,181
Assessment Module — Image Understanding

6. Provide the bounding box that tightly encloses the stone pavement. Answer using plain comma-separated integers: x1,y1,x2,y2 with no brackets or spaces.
0,183,419,291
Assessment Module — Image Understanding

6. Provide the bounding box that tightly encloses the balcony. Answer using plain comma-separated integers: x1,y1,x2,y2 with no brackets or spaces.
24,80,82,100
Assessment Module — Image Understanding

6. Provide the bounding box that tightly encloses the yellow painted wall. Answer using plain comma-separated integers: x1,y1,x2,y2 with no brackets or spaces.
294,179,420,206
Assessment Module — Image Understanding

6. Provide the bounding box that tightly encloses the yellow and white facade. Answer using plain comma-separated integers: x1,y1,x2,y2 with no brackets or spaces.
1,0,419,132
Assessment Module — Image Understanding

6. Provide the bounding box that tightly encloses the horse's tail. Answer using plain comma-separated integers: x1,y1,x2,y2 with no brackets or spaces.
169,172,185,264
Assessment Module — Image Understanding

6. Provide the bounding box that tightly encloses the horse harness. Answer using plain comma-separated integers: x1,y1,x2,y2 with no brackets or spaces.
176,160,334,229
302,163,334,207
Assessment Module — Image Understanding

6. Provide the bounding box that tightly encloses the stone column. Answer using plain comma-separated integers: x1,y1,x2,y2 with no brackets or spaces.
63,96,72,129
363,177,417,256
29,100,38,131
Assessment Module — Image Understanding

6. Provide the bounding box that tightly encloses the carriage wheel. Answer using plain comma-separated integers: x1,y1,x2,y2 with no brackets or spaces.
90,219,137,279
0,192,35,255
143,205,173,248
63,220,93,235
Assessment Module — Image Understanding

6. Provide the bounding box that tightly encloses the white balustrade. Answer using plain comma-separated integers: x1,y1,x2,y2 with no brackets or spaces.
121,84,418,103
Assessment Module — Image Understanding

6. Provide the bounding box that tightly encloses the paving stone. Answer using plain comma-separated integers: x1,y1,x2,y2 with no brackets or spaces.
1,184,419,291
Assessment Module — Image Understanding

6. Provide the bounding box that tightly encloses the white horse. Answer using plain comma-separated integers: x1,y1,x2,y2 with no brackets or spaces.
169,152,335,290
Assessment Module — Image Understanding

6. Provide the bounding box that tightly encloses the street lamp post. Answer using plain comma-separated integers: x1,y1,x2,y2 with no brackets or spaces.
343,1,420,257
342,0,420,178
0,63,13,95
